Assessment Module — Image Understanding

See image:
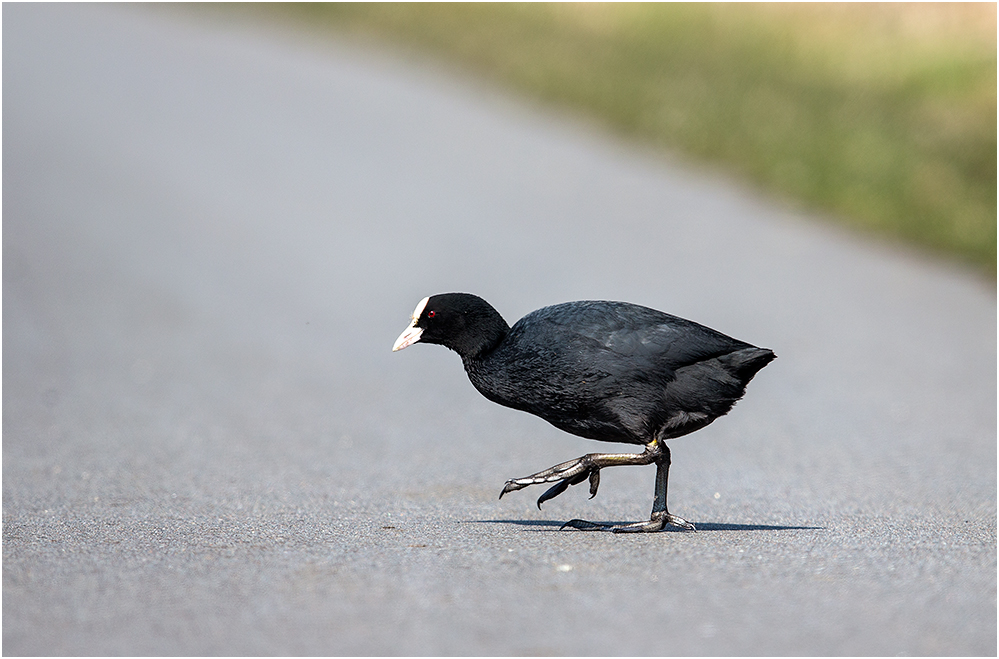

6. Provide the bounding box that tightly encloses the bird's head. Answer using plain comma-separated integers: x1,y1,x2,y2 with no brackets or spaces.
392,293,510,359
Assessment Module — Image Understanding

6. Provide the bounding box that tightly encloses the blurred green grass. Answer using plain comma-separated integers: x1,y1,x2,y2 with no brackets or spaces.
250,3,996,275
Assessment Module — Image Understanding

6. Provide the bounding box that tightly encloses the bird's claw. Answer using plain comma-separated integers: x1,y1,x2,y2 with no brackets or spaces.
664,514,697,532
498,457,600,508
536,479,570,509
498,479,527,499
587,469,600,498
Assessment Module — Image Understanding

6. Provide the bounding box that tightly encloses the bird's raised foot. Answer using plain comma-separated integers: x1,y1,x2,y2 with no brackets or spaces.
560,511,696,533
498,456,600,508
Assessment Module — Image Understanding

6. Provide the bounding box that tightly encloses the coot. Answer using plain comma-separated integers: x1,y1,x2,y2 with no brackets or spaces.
393,293,774,533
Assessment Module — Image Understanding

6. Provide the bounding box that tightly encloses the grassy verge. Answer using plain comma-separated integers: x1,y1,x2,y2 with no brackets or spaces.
239,3,997,275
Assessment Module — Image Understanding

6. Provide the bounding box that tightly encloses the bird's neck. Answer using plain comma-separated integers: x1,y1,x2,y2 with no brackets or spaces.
454,320,509,361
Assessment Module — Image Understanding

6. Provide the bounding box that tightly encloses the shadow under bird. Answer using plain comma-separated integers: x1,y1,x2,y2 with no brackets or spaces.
393,293,775,533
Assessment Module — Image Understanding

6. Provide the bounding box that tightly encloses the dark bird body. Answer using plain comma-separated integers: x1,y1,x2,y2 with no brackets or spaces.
393,293,774,533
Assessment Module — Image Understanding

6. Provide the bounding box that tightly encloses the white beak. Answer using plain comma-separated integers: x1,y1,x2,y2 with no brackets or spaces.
392,321,423,351
392,296,430,352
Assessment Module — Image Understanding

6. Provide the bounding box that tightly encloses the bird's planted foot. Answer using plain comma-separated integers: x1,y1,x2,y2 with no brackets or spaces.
560,511,696,533
611,512,696,533
498,456,601,509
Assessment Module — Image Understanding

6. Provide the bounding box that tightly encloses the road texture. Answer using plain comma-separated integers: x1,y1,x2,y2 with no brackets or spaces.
3,4,995,655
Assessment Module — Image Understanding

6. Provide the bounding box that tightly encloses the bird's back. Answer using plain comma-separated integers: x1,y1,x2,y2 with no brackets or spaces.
464,301,774,444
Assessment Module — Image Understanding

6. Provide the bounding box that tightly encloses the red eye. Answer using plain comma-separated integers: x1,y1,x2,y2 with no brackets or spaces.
427,310,436,318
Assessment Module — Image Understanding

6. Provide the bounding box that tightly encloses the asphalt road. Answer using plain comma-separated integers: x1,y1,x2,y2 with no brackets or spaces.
3,4,995,655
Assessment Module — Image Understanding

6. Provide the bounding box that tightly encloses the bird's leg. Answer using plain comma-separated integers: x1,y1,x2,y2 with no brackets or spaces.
562,443,696,533
499,442,659,509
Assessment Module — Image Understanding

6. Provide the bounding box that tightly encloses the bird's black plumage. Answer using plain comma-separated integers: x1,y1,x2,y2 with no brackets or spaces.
393,292,775,533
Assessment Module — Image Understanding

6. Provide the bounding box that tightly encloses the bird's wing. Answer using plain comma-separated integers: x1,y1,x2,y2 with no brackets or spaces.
534,301,750,372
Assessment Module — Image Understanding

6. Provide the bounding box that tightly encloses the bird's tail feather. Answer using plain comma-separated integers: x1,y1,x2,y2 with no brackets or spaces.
719,347,776,382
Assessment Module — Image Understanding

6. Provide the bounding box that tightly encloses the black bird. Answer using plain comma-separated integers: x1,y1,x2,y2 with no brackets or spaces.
393,293,775,533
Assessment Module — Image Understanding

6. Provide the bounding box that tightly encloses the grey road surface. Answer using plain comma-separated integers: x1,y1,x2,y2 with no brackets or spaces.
4,4,995,656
